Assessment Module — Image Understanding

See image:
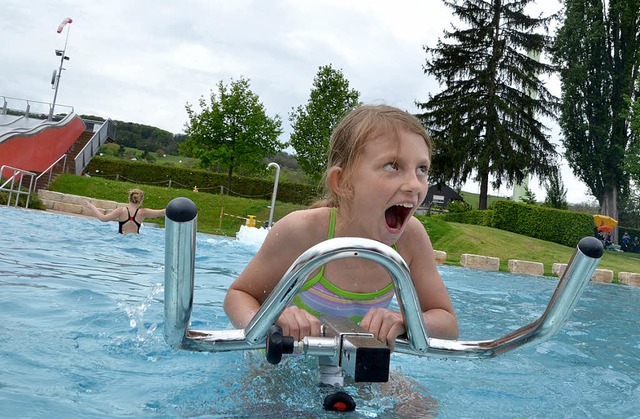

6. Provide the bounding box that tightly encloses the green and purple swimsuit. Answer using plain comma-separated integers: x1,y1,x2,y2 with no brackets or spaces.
291,208,395,323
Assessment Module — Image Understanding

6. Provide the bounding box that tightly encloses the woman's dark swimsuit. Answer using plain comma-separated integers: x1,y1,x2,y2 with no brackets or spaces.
119,207,142,234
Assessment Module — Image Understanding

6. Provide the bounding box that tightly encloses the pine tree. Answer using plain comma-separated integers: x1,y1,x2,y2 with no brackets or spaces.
520,185,538,205
544,169,569,210
418,0,559,210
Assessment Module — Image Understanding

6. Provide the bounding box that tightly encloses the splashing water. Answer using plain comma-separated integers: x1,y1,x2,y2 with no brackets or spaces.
236,225,269,248
119,282,163,340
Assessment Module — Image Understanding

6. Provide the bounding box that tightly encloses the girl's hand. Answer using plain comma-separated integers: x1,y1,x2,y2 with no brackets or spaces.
275,306,321,342
360,308,406,351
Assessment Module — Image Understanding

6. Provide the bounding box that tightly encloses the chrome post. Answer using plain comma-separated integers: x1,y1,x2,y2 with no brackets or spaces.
266,162,280,228
164,197,198,349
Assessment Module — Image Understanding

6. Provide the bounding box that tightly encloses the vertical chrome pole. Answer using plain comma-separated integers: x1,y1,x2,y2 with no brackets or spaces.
267,162,280,228
164,197,198,349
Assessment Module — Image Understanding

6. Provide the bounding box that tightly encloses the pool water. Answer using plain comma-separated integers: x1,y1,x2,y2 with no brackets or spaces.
1,206,639,418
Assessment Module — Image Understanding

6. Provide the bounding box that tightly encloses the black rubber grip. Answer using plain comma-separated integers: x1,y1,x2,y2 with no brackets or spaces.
578,236,604,259
166,197,198,222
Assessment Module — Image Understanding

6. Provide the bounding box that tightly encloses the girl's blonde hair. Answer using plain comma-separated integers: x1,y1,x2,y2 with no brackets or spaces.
312,104,433,208
128,188,144,204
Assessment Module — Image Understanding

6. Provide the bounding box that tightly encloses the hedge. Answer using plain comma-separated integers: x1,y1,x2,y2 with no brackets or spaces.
435,209,496,227
437,200,594,248
85,156,320,205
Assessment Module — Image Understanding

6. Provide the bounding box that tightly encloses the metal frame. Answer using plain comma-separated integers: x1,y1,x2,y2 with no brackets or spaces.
164,197,603,377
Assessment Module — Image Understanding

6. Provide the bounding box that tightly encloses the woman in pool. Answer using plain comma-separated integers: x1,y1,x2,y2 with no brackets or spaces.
224,104,459,350
83,188,165,234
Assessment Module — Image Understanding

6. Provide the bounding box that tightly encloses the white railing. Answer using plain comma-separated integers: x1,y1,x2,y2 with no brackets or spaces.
74,119,116,175
0,165,37,208
35,154,68,190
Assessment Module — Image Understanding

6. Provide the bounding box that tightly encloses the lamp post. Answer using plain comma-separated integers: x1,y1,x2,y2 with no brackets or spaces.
267,162,281,228
49,17,73,121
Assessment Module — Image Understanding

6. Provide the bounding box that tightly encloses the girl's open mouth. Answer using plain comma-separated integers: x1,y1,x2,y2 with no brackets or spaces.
385,204,413,230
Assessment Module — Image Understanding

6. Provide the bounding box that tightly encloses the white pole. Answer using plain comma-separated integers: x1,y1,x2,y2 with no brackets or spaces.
267,162,281,228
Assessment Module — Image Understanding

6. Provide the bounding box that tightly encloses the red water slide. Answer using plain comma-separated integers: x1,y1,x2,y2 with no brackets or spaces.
0,115,85,175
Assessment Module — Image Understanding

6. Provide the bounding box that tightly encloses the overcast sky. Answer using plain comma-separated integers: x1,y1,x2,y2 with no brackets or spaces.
1,0,595,204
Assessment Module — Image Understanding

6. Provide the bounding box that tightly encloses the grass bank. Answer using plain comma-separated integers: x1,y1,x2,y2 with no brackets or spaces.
48,174,640,279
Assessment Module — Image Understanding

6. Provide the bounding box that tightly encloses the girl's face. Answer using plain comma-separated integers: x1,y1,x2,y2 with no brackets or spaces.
343,129,430,244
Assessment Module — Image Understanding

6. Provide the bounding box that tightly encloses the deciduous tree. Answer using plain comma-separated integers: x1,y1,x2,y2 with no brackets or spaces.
553,0,640,222
289,64,360,184
625,76,640,186
182,77,283,193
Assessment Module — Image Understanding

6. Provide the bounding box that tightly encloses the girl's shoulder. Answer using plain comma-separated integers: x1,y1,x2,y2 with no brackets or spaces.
267,207,331,245
395,216,432,254
277,207,331,226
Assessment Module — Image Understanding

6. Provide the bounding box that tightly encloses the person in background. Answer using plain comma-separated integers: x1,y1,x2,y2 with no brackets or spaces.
224,104,459,351
622,231,631,252
604,232,614,249
83,188,165,234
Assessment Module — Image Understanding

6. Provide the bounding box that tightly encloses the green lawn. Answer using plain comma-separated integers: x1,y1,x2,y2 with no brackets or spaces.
98,145,199,167
48,174,640,280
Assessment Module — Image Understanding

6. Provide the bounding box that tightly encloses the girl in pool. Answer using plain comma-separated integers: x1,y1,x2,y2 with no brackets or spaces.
83,188,165,235
224,104,459,349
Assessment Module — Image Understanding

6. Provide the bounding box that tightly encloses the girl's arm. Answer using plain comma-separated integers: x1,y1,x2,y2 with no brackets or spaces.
402,217,459,339
83,200,123,222
223,210,323,339
360,217,458,349
140,208,166,219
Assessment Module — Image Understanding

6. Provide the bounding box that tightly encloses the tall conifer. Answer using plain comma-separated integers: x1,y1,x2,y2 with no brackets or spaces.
418,0,558,209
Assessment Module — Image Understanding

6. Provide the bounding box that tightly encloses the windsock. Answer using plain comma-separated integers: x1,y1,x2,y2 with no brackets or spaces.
56,17,73,33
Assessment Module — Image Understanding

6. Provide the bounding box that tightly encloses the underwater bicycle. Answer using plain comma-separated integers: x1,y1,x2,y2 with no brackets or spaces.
163,197,604,412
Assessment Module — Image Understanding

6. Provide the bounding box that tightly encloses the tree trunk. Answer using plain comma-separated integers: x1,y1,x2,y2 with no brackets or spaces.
600,185,619,242
479,172,489,210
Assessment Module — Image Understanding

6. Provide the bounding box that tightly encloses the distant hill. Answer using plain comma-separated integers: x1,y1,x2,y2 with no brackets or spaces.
80,115,186,155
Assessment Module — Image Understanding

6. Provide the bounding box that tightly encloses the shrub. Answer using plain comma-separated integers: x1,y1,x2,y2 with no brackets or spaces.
489,200,593,247
446,199,472,213
85,156,320,205
435,200,593,247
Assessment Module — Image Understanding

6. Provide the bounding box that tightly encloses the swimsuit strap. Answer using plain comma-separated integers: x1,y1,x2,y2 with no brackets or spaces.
327,207,336,239
118,207,142,234
299,208,337,292
291,206,395,321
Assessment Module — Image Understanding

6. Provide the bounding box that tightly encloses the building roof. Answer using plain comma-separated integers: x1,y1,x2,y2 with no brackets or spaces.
422,183,464,207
